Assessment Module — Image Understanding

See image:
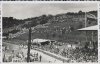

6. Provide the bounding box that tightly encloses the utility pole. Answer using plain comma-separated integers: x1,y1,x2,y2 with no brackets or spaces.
27,27,31,62
85,12,88,42
85,12,87,27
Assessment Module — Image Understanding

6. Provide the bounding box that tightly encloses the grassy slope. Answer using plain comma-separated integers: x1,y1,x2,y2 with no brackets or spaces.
13,21,86,45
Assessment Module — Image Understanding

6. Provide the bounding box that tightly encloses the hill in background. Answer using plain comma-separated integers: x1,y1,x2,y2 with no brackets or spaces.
3,10,97,44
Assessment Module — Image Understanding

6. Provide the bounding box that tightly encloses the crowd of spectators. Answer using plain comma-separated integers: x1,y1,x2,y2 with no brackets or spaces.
37,41,98,62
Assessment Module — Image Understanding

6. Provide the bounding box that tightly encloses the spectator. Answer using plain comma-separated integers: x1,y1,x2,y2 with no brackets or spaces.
39,55,42,62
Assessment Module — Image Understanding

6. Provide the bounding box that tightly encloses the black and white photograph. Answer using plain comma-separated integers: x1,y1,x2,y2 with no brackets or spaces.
2,3,98,63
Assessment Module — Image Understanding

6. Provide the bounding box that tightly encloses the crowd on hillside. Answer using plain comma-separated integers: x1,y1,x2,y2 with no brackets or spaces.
36,41,98,62
2,40,98,62
3,44,43,62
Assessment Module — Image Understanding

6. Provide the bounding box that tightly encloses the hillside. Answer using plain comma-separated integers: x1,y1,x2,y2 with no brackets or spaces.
3,10,97,44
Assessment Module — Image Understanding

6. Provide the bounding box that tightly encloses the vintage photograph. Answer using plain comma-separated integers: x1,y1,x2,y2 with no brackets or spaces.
2,3,98,63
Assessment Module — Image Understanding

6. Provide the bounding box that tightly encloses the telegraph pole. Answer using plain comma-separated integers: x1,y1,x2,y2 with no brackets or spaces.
85,12,87,27
85,12,88,42
27,27,31,62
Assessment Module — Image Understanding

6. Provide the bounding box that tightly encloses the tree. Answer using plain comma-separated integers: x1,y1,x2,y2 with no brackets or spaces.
84,42,89,51
69,26,74,32
78,22,83,29
61,28,66,35
39,15,48,24
78,10,83,14
52,33,56,38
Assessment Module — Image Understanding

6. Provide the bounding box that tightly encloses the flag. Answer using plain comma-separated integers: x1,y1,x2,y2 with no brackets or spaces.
85,12,97,27
86,13,97,20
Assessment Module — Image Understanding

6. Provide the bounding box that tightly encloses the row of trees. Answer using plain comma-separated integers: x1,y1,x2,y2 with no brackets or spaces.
3,10,97,29
3,17,25,28
3,10,97,40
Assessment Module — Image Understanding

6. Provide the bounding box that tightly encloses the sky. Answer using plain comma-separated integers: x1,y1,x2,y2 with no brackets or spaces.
3,3,97,19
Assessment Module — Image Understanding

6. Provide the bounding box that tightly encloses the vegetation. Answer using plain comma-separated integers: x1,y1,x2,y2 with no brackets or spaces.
3,10,97,42
2,10,98,62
